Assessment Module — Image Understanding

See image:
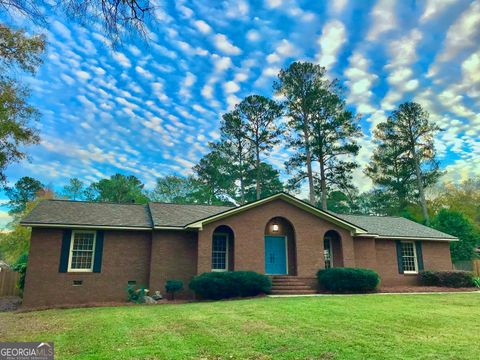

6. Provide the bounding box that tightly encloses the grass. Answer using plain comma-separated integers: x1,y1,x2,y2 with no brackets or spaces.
1,293,479,359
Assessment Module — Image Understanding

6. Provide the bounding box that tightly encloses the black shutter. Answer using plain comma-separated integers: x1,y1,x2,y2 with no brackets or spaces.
59,229,72,273
395,240,404,274
415,241,424,272
93,230,104,273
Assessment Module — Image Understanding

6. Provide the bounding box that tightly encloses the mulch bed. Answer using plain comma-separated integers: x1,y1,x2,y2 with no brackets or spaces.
0,296,22,312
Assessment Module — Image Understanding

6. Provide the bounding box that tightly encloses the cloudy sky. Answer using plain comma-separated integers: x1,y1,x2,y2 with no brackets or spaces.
2,0,479,226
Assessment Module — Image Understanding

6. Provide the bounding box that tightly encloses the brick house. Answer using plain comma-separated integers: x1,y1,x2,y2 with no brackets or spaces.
21,192,456,307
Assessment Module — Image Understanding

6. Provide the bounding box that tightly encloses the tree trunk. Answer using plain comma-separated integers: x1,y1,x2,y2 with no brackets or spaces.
303,125,315,205
319,159,327,210
239,146,245,205
239,165,245,205
413,153,430,225
255,144,261,200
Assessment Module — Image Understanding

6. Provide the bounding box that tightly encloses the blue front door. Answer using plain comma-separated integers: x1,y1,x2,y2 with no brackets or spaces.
264,236,287,275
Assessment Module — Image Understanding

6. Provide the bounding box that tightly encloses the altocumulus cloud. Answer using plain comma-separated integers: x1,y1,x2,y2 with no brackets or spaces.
1,0,476,197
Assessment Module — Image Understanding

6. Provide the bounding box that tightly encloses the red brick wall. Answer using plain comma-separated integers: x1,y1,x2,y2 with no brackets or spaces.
354,237,377,269
422,241,453,271
197,198,355,278
23,228,151,307
23,205,455,306
353,237,453,287
149,230,197,299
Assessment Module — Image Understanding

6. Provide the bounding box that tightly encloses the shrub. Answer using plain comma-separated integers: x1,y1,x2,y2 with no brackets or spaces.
165,280,184,300
127,285,147,303
317,268,380,293
189,271,271,300
474,278,480,288
419,270,474,288
11,252,28,294
419,270,439,286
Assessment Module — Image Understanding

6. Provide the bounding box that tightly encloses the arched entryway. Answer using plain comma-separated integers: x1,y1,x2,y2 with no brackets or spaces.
212,225,234,271
323,230,343,268
264,217,297,275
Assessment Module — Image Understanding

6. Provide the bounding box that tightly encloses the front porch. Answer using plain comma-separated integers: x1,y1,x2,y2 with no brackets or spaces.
197,212,351,280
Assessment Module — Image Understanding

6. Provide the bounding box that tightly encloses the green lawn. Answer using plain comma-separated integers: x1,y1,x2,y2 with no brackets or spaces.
1,293,479,359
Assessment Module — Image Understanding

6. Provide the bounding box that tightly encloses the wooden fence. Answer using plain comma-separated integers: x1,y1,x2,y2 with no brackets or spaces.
473,260,480,277
0,269,20,297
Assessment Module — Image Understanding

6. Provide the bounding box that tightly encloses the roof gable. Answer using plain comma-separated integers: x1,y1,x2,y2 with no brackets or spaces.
185,192,368,234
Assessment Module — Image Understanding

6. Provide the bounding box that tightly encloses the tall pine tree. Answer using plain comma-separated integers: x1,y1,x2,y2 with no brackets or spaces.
275,62,359,209
236,95,283,200
366,102,441,224
310,86,361,210
219,109,253,204
274,62,329,204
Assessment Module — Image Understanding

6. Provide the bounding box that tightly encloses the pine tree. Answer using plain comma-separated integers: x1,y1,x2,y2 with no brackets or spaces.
366,102,442,224
235,95,283,200
310,86,361,210
219,110,253,204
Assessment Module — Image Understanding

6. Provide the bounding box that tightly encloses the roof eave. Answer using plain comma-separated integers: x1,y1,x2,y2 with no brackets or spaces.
354,233,458,241
20,222,152,231
153,226,187,230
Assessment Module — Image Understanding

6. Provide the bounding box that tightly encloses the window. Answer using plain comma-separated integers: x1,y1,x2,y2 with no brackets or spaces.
212,233,228,271
401,241,418,274
324,238,333,269
68,231,96,272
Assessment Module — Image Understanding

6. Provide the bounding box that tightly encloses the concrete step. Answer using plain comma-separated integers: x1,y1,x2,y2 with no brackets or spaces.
270,289,317,295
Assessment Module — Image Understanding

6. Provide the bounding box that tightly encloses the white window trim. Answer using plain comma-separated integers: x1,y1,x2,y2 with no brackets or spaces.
401,241,418,274
68,230,96,273
211,232,229,272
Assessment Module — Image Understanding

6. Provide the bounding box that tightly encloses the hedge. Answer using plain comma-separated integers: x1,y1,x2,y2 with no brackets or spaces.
419,270,475,288
317,268,380,293
189,271,271,300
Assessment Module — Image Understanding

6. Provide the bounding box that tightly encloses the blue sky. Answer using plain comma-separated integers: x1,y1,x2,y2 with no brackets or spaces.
1,0,479,226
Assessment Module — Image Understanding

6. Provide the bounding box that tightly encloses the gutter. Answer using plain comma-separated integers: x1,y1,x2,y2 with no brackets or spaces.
354,233,458,241
20,222,153,231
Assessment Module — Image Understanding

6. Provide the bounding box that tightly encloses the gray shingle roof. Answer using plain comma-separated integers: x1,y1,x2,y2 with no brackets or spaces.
21,197,456,240
334,214,457,240
148,203,233,227
21,200,153,228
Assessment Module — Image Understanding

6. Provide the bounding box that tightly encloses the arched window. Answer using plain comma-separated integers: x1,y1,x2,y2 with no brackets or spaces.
212,225,234,271
212,232,228,271
324,237,333,269
324,230,341,269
